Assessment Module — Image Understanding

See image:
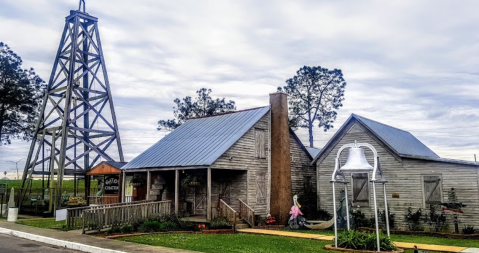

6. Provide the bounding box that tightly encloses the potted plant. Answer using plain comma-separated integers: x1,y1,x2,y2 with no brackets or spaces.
131,175,145,188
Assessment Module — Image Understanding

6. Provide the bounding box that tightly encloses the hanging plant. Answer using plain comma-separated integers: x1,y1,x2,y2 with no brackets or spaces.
131,175,145,188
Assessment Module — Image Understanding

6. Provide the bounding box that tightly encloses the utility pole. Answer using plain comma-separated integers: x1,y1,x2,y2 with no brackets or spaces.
7,158,24,180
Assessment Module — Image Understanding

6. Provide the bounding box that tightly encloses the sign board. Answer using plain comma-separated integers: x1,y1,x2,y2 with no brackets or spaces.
104,175,119,194
56,208,67,221
0,184,5,196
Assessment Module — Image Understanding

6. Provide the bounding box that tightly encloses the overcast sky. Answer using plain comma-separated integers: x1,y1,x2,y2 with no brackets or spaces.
1,0,478,177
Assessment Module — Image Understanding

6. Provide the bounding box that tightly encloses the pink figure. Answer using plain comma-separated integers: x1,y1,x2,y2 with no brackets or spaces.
289,195,303,219
290,205,303,219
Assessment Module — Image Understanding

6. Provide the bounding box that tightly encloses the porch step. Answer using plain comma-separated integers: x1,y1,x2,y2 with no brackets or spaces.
235,223,250,229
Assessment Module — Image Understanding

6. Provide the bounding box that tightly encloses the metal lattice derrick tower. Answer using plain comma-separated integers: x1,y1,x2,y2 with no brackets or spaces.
20,1,124,212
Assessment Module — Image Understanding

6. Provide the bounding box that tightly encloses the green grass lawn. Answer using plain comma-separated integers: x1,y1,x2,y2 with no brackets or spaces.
0,180,97,190
119,233,428,253
16,218,66,230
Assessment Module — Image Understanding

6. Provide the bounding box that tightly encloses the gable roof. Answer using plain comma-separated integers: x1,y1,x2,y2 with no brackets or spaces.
312,113,440,164
353,114,439,158
123,106,270,170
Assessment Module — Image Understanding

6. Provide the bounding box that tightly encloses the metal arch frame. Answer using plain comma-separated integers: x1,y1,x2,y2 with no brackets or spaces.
331,141,390,252
20,7,124,213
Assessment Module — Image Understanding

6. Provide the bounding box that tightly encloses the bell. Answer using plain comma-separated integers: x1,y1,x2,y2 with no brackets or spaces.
340,146,373,172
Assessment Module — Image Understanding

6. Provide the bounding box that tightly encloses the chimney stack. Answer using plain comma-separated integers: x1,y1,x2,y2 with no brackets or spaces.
269,92,292,225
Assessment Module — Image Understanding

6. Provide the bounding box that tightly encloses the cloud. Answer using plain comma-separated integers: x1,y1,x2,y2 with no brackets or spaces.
0,0,478,173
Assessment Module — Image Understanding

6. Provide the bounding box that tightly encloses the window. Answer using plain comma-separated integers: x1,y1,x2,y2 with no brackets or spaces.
352,173,369,206
255,128,266,158
423,175,442,207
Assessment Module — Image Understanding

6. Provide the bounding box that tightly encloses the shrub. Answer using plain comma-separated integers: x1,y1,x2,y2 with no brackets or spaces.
405,207,423,231
351,210,374,229
379,208,395,229
463,225,476,234
209,217,232,229
338,230,396,251
159,221,178,232
424,205,446,232
120,224,133,234
317,209,332,221
138,221,161,233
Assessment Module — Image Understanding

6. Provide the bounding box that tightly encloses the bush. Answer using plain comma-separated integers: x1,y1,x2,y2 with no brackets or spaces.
463,225,476,234
405,207,423,231
338,230,396,251
159,221,178,232
351,210,374,229
209,217,232,229
138,221,161,233
424,205,446,232
120,224,133,234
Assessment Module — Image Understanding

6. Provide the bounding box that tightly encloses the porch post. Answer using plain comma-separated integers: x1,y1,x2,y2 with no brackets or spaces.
147,171,151,200
207,167,212,221
175,170,179,213
121,170,126,203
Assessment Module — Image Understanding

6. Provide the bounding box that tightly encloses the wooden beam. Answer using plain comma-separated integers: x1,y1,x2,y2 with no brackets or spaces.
207,167,212,221
121,170,126,203
146,171,151,200
175,170,179,213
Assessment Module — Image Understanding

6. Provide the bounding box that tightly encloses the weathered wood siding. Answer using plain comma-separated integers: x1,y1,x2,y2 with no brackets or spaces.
290,133,317,203
317,120,479,230
211,113,270,216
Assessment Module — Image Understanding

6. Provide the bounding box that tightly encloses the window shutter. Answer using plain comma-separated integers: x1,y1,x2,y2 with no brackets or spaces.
255,129,266,158
352,173,369,206
423,176,441,205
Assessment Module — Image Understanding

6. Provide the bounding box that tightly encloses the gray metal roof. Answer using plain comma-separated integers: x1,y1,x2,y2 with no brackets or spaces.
123,106,270,170
352,114,440,158
105,161,127,169
306,147,321,159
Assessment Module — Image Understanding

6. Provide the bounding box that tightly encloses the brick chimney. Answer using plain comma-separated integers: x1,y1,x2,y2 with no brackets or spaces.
269,92,292,225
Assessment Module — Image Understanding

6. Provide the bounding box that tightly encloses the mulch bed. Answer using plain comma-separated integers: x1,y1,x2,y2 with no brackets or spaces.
324,245,404,253
359,227,479,239
104,229,235,239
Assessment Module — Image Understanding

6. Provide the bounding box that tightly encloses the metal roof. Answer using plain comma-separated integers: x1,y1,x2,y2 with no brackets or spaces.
104,161,127,169
123,106,270,170
312,113,441,165
352,114,440,158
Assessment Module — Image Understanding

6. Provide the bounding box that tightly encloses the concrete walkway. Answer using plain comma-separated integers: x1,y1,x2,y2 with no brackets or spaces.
238,228,478,253
0,220,199,253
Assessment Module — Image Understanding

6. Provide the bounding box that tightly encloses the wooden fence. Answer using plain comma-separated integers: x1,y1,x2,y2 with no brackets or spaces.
82,201,171,233
88,196,120,205
239,198,255,228
66,199,153,229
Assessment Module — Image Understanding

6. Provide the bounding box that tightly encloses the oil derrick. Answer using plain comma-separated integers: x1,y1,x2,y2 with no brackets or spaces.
20,1,124,213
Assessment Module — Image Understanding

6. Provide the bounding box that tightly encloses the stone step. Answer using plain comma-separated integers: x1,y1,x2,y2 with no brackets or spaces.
235,223,250,229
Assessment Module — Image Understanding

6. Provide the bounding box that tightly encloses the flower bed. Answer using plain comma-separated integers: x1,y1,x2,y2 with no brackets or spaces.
359,227,479,239
324,245,404,253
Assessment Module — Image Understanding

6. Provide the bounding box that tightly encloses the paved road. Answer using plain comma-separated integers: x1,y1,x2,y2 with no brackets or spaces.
0,233,82,253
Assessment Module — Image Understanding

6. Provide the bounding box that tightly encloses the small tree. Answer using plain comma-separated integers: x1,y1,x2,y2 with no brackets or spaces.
0,42,45,145
158,88,236,130
278,66,346,147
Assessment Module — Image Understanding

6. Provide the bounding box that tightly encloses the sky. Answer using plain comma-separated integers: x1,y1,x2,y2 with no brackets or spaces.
0,0,478,177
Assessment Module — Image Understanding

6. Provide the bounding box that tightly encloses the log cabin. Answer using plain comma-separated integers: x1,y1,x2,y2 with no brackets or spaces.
120,93,315,224
313,114,479,230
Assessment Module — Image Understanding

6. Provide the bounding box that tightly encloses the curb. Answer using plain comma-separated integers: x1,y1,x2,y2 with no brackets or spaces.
0,227,126,253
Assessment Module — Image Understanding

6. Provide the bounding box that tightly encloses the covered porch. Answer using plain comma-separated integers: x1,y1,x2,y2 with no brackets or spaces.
122,167,247,221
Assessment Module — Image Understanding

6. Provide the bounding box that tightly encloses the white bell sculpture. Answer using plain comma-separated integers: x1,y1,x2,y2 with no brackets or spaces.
331,141,390,252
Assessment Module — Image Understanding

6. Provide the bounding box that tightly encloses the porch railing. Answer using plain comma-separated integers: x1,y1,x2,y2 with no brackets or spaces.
218,199,237,231
82,200,171,233
239,199,255,228
66,199,153,229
